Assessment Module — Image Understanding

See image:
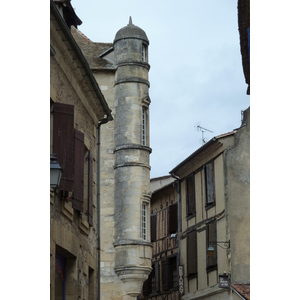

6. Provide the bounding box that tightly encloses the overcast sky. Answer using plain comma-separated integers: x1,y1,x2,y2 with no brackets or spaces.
71,0,250,178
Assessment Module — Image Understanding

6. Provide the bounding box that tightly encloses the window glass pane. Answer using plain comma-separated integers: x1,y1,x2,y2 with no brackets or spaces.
142,204,147,240
142,108,146,146
205,161,215,204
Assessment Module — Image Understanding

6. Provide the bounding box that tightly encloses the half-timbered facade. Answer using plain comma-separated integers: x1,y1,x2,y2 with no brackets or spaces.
169,108,250,300
139,176,180,300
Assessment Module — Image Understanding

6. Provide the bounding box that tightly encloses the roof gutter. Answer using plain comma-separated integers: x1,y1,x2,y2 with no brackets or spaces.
170,138,217,175
50,0,112,120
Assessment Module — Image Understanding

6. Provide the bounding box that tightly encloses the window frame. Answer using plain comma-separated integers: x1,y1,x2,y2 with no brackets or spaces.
141,203,147,240
142,106,147,146
142,44,148,62
206,221,217,273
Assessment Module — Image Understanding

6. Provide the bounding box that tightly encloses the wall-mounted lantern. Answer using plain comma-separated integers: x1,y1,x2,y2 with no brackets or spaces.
50,154,62,189
207,241,230,257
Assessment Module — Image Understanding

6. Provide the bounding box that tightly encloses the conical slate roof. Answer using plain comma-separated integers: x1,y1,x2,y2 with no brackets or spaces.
114,17,149,44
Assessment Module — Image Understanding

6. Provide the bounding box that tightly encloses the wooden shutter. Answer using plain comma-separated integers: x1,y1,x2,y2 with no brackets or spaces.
168,256,177,289
162,260,169,291
52,103,74,192
205,161,215,205
169,203,178,234
151,214,157,242
187,231,197,276
186,174,195,215
88,150,93,226
73,129,84,211
154,262,160,293
143,264,154,296
207,221,217,270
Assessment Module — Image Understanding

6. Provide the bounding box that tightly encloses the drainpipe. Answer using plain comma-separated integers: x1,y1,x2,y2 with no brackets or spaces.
97,115,113,300
171,173,181,265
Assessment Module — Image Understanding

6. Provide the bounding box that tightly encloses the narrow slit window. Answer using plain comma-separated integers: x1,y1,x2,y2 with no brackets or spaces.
142,45,146,62
142,107,147,146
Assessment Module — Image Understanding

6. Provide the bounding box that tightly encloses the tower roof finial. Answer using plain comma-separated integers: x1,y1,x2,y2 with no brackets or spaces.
129,16,133,26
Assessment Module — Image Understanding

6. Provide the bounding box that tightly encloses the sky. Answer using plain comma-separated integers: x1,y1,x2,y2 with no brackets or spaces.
71,0,250,179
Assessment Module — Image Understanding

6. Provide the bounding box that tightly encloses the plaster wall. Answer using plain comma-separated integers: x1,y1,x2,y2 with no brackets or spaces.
225,108,250,284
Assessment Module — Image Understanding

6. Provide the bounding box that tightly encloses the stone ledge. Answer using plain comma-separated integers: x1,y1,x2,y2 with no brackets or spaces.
79,216,90,236
114,162,151,170
114,239,153,247
62,200,73,221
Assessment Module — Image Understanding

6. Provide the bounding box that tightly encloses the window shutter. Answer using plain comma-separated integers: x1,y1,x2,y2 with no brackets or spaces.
187,231,197,276
52,103,74,192
88,150,93,226
169,203,178,234
205,161,215,204
151,214,157,242
154,262,160,293
73,129,84,211
186,175,195,215
162,260,169,291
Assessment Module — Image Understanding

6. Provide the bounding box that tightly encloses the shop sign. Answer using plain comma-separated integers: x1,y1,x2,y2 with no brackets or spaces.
219,273,229,288
178,265,184,295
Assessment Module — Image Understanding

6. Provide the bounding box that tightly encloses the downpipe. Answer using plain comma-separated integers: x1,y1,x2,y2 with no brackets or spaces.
97,115,113,300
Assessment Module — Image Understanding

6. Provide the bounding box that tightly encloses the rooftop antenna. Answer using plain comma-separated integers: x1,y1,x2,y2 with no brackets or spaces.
195,124,213,145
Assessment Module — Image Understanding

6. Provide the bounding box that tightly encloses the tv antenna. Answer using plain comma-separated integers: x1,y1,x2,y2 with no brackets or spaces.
196,125,213,145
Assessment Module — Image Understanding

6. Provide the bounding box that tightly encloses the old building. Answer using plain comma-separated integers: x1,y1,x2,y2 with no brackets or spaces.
138,176,180,300
169,108,250,300
50,1,112,300
238,0,250,95
71,14,152,300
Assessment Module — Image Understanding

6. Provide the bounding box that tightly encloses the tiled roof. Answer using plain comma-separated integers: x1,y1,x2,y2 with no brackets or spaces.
71,27,115,70
231,284,250,300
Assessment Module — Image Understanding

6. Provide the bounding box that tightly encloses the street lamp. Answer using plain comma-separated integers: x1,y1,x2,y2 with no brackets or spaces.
50,154,62,189
207,241,230,257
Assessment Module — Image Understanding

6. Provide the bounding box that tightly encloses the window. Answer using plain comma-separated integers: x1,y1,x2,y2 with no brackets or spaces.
142,203,147,240
142,107,147,146
186,174,195,216
55,251,66,300
142,44,147,62
206,221,217,272
163,256,178,291
52,102,93,223
187,230,197,278
205,161,215,208
168,203,178,234
54,248,76,300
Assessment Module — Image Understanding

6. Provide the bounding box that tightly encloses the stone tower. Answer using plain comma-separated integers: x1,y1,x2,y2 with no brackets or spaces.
113,17,152,298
